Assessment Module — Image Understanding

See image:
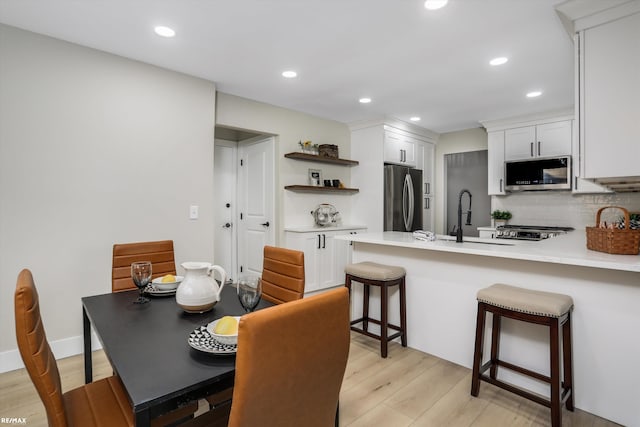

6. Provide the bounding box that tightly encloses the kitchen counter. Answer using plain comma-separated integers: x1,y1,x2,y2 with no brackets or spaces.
284,224,367,233
336,231,640,273
338,231,640,426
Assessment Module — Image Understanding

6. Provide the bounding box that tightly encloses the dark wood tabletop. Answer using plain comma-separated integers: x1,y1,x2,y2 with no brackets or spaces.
82,284,271,426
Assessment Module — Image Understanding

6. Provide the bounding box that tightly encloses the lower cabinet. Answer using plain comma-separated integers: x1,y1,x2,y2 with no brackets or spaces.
285,228,366,294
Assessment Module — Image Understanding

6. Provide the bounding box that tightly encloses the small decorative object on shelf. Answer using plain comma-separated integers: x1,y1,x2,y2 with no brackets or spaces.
308,169,322,186
298,140,319,155
319,144,339,158
491,210,512,227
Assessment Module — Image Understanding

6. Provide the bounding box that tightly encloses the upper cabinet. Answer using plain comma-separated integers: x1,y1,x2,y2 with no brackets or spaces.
578,11,640,182
487,131,506,195
504,120,572,161
383,129,416,166
558,0,640,191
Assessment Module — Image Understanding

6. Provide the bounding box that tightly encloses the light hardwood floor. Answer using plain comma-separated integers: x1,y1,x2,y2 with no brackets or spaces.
1,333,620,426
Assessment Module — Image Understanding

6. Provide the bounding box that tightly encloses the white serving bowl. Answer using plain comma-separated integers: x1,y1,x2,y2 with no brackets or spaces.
207,316,240,346
151,275,183,291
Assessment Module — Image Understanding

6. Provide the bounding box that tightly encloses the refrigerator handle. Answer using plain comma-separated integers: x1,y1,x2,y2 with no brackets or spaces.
404,173,414,230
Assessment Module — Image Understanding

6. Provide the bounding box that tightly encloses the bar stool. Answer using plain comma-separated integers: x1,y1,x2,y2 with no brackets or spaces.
345,262,407,358
471,283,574,427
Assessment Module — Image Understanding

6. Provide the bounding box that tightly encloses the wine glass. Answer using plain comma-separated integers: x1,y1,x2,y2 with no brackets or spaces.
237,275,262,313
131,261,152,304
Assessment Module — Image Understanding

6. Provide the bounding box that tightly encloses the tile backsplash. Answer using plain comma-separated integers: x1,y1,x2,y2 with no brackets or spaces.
492,192,640,230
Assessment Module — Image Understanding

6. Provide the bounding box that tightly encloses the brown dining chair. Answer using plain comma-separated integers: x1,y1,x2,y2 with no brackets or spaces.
261,245,305,304
226,286,350,427
15,268,135,427
112,240,177,292
205,245,306,411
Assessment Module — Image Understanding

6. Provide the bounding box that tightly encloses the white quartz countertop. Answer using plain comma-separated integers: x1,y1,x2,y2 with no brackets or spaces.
335,231,640,273
284,224,367,233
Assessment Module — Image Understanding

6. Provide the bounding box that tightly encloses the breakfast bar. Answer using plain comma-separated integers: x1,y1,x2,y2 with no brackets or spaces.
337,231,640,427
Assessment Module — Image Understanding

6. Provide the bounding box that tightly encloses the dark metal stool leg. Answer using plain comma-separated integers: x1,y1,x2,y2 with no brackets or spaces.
471,302,486,396
380,283,389,358
490,312,501,380
550,317,561,427
399,277,407,347
363,282,370,332
563,312,574,411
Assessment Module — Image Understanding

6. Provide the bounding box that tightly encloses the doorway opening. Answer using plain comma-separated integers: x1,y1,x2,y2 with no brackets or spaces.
444,150,490,237
214,126,276,283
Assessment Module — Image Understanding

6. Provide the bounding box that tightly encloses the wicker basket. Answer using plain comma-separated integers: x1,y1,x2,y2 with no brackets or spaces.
586,206,640,255
318,144,339,158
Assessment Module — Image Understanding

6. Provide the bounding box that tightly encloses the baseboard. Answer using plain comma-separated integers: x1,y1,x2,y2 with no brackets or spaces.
0,332,102,374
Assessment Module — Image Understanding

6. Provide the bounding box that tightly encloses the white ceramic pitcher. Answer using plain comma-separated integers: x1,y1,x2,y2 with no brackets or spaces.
176,262,227,313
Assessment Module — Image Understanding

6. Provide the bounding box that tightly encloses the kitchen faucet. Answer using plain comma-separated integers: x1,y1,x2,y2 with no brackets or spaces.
456,189,472,243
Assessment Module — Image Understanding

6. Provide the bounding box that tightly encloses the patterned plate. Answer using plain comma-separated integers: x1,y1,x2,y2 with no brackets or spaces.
144,284,176,297
188,326,237,355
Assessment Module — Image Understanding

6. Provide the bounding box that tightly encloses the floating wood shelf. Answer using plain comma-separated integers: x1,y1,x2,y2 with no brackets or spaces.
284,152,359,166
284,185,359,194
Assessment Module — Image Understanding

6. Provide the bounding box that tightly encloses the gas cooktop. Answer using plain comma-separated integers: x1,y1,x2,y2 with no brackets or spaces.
495,225,574,241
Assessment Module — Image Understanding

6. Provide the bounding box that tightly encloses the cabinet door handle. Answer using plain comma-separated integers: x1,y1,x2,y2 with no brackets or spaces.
537,141,541,156
500,178,503,193
424,198,430,209
530,142,534,157
322,234,326,248
317,234,321,249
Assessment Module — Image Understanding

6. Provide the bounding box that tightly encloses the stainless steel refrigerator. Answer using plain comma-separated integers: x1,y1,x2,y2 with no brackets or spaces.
384,164,423,232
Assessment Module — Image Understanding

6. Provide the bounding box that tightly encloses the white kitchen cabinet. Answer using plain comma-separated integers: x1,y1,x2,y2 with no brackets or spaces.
285,228,366,294
504,120,572,161
579,12,640,180
415,140,435,231
383,129,416,166
487,131,506,195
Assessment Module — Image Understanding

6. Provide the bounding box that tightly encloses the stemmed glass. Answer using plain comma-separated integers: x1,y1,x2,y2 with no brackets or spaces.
237,275,262,313
131,261,152,304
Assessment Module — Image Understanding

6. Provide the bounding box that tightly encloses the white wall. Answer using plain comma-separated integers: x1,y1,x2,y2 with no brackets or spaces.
0,25,216,368
215,93,352,243
435,127,488,234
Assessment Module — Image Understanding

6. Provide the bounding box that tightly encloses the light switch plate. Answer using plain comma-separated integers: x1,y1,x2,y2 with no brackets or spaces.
189,205,199,220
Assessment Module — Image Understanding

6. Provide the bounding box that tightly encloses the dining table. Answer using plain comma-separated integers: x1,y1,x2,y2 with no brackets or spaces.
82,284,272,426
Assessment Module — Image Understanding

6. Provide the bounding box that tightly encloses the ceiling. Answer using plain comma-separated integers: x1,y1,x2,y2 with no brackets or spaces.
0,0,575,134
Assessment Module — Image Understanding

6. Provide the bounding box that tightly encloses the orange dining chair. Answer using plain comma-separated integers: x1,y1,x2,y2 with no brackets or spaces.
111,240,199,424
205,245,306,411
111,240,177,292
261,245,305,304
15,269,135,427
199,287,350,427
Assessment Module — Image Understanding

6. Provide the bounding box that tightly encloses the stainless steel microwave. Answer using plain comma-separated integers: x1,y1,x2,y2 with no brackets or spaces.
505,156,571,191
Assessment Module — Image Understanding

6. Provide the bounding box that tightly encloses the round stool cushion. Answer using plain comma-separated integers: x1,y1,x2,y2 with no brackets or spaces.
477,283,573,318
345,262,406,281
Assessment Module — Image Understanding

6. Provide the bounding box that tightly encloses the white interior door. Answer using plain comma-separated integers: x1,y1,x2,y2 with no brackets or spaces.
213,140,237,283
237,136,275,277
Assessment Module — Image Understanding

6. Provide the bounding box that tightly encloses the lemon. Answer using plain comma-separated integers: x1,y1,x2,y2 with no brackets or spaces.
214,316,238,335
161,274,176,283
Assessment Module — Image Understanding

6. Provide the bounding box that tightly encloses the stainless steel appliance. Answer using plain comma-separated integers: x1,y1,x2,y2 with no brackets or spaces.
384,164,422,232
495,225,574,241
505,156,571,191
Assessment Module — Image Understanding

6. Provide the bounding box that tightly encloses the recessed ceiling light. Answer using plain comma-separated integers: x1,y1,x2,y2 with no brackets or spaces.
526,91,542,98
424,0,448,10
359,97,372,104
154,26,175,38
282,70,297,78
490,57,508,66
410,117,421,122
